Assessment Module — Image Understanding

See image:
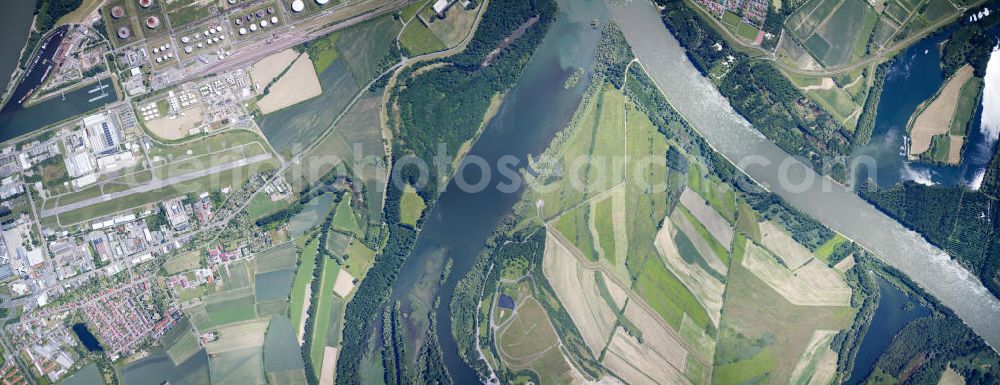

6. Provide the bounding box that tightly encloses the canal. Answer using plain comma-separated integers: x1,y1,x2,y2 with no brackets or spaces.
611,0,1000,353
386,0,610,382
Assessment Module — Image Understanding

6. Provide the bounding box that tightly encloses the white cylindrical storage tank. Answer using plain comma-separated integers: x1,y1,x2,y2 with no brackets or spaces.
291,0,304,12
271,16,278,24
181,36,190,43
260,20,268,27
152,47,159,54
155,57,162,63
167,52,173,58
239,27,247,35
197,42,204,48
250,24,258,32
317,0,329,4
184,46,193,53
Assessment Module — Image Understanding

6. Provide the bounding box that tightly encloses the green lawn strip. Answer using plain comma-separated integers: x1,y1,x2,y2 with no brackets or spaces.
308,260,341,370
951,76,984,135
290,239,319,335
677,205,730,265
554,206,598,262
634,255,711,331
399,184,426,226
813,233,847,262
400,20,447,56
331,198,362,237
593,196,616,264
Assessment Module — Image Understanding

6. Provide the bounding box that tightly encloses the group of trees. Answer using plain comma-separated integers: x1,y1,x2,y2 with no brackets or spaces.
390,0,557,201
657,0,855,181
857,181,1000,297
941,9,1000,78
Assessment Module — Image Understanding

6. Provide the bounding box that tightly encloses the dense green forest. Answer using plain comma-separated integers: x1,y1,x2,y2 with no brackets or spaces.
941,9,1000,78
858,179,1000,298
656,0,856,181
390,0,557,201
336,0,557,383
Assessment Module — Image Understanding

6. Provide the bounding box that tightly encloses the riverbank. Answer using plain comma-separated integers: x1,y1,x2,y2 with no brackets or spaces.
611,0,1000,351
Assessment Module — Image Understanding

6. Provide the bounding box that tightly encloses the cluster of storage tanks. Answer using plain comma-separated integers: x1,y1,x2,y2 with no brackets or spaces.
179,27,226,55
290,0,331,13
234,7,279,35
152,44,173,63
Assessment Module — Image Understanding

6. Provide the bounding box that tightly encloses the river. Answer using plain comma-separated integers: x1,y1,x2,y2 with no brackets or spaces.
610,0,1000,352
0,0,35,98
386,0,609,382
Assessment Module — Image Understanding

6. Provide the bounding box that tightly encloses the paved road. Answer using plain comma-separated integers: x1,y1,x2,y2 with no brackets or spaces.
40,153,273,218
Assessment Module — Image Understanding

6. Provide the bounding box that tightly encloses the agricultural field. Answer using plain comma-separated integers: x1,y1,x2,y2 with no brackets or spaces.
909,65,980,164
258,58,360,155
495,295,581,385
654,218,726,326
742,242,852,306
254,268,294,302
335,15,402,86
205,318,269,354
541,230,619,356
331,198,362,237
342,239,375,279
309,259,343,369
287,194,337,237
785,0,877,67
257,53,323,114
713,244,854,384
246,193,288,222
759,221,814,269
263,316,306,374
161,318,201,365
255,242,297,273
285,86,387,205
290,239,319,341
530,85,626,219
209,347,265,385
400,20,446,56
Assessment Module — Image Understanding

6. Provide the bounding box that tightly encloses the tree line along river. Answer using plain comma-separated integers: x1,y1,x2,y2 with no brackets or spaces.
610,0,1000,352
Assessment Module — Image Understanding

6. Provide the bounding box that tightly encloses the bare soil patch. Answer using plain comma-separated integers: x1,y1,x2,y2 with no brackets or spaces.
251,49,299,89
679,188,733,251
910,65,974,156
603,330,690,385
742,243,851,306
258,54,323,114
654,218,724,325
542,230,619,356
759,221,813,269
333,269,355,297
146,106,204,140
